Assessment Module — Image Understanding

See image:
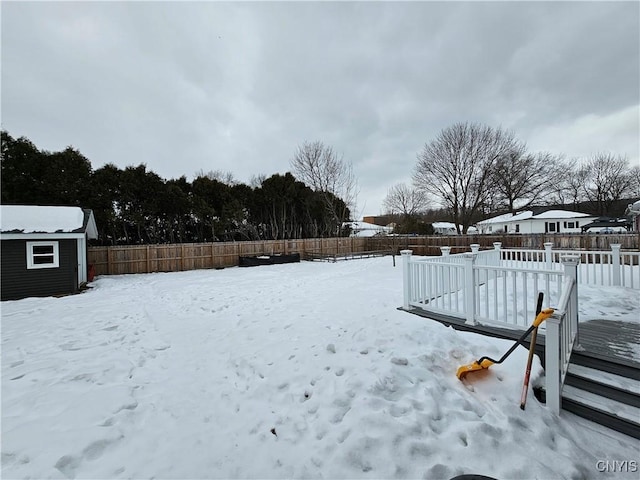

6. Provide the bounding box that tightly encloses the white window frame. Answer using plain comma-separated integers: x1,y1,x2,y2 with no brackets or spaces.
26,241,60,269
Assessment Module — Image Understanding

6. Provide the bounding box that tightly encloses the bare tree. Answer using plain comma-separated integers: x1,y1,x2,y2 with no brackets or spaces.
581,153,634,215
629,164,640,198
491,150,564,213
194,169,237,185
250,173,267,189
290,140,358,234
383,183,429,216
414,122,522,234
546,158,586,208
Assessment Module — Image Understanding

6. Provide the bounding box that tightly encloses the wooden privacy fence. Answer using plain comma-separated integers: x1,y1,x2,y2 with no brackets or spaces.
88,238,368,275
88,233,639,276
368,233,640,256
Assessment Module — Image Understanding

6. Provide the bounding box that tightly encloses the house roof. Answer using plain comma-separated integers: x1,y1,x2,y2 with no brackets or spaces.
345,221,392,237
348,221,390,231
0,205,98,239
532,210,593,219
432,222,457,229
478,209,593,225
476,213,514,225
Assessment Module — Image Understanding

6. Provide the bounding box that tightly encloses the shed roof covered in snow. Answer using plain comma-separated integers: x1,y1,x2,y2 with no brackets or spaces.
346,221,392,237
0,205,98,238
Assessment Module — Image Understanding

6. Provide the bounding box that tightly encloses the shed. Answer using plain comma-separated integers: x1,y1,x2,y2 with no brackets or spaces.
1,205,98,301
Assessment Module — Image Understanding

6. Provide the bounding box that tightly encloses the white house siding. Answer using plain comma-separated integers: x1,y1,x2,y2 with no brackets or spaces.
477,210,597,234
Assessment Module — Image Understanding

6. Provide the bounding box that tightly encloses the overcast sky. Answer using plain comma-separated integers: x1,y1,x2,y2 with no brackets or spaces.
2,1,639,217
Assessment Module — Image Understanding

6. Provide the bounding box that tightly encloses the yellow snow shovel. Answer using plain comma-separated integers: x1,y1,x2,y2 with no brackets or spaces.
456,294,554,380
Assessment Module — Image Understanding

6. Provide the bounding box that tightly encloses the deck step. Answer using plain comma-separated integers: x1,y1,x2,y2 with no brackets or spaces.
562,385,640,439
566,364,640,407
569,349,640,380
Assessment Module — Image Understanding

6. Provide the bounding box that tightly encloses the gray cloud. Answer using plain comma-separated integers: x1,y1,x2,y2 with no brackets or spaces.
2,1,638,216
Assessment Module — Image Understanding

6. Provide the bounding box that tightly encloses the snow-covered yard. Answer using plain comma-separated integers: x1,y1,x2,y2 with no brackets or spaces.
2,257,638,479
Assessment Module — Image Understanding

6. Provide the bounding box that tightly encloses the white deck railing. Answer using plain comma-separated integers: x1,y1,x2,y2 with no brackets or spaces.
400,243,629,415
402,246,564,329
545,258,580,415
504,243,640,289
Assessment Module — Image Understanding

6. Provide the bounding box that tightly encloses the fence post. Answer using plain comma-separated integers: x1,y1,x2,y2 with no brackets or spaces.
611,244,621,286
544,242,554,270
107,247,113,275
463,253,476,325
440,246,451,257
401,250,413,310
545,314,562,415
470,244,480,254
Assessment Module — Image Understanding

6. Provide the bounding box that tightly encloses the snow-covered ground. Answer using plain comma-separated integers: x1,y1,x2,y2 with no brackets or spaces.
2,257,638,479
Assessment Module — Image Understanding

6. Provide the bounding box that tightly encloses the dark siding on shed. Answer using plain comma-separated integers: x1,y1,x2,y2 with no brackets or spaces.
1,239,78,301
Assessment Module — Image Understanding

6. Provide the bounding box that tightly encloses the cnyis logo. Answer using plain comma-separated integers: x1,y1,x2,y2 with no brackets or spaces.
596,460,638,473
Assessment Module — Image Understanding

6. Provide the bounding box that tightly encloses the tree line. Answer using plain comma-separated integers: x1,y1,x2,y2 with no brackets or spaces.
1,132,354,244
385,122,639,234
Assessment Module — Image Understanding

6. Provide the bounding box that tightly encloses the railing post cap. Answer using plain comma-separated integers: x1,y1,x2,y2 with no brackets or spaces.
560,254,580,265
493,242,502,248
546,313,561,324
400,249,413,256
610,243,621,249
544,242,553,247
440,246,451,251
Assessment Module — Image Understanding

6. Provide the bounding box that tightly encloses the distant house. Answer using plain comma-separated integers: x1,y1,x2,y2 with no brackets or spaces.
476,209,598,235
346,221,392,237
1,205,98,301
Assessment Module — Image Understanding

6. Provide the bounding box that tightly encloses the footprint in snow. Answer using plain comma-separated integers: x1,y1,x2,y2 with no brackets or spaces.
391,357,409,366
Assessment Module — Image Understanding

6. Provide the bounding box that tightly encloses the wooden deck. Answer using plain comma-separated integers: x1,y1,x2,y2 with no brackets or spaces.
400,307,640,374
578,319,640,365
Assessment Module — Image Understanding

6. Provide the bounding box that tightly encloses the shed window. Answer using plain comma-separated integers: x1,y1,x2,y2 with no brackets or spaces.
26,241,59,269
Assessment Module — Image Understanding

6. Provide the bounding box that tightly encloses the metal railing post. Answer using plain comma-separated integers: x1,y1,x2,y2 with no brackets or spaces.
463,253,476,325
611,244,621,286
401,250,413,310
